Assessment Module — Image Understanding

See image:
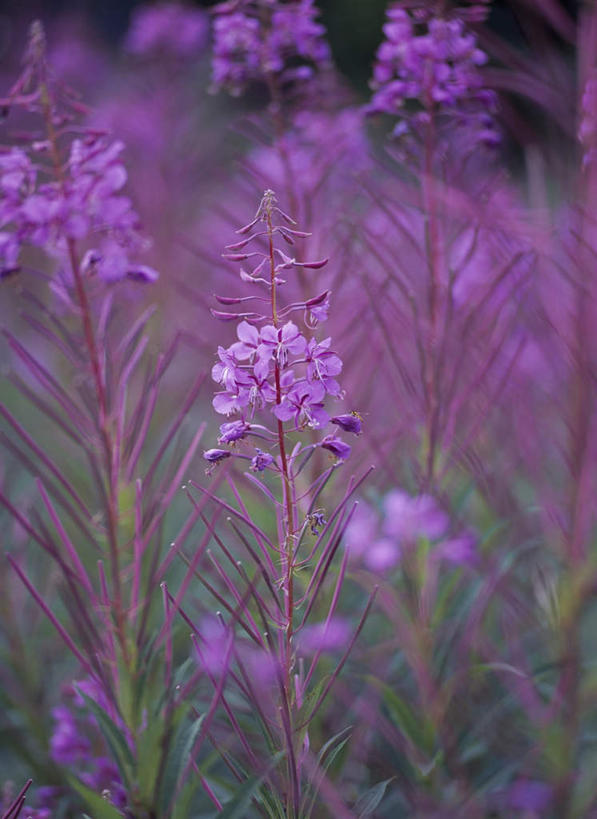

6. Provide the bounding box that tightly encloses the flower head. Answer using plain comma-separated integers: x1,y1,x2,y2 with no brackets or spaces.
368,3,498,147
211,0,331,97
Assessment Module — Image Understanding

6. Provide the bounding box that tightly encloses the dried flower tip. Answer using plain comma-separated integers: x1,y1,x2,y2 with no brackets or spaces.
295,258,328,269
203,448,232,463
308,510,326,535
218,420,251,444
320,435,351,461
250,449,274,472
331,413,363,435
126,264,159,283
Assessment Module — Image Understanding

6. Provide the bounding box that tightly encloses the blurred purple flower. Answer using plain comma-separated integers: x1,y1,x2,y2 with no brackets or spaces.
125,3,209,57
50,705,92,766
368,4,498,146
580,70,597,167
297,618,351,655
211,0,331,97
434,530,478,566
365,538,401,572
0,135,158,283
507,779,552,812
383,490,449,542
250,448,274,471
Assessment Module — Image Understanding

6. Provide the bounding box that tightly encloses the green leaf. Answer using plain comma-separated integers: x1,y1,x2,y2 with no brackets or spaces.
69,778,123,819
354,778,394,817
302,728,352,818
377,681,435,754
74,686,134,784
137,713,166,802
218,758,282,819
158,710,205,814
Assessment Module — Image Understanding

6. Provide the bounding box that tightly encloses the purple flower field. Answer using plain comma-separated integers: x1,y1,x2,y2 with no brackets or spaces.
0,1,596,816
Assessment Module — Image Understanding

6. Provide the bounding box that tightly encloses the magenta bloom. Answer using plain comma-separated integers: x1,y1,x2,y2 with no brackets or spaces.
383,491,449,542
258,321,307,369
368,4,497,145
251,449,274,472
211,0,331,97
0,134,158,282
274,381,329,429
297,618,351,655
125,3,208,57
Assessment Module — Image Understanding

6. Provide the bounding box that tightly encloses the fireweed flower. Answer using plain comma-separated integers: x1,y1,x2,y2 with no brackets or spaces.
204,190,350,456
210,0,331,97
197,190,376,818
0,22,157,282
48,683,126,810
368,2,498,146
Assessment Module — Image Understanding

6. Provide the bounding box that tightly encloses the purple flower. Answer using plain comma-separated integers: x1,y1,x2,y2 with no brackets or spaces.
250,449,274,472
365,538,400,572
258,321,307,369
368,4,497,146
331,413,362,435
203,448,233,463
383,491,449,542
212,345,243,391
218,420,251,443
213,382,250,416
304,337,342,395
434,530,478,566
274,380,329,429
125,3,208,57
320,434,351,461
305,289,330,326
0,133,157,283
229,320,261,361
308,510,326,535
50,705,92,766
297,618,351,655
507,780,552,812
211,0,331,97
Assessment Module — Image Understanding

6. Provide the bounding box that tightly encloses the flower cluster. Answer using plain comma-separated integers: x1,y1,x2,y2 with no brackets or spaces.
0,135,158,282
125,2,209,58
368,3,498,145
345,489,477,572
204,190,358,469
211,0,331,97
49,681,127,810
0,22,157,282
